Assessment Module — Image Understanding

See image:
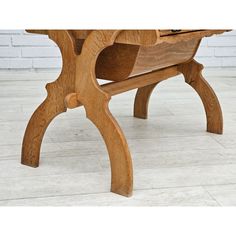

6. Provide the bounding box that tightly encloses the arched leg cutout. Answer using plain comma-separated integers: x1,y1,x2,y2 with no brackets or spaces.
178,59,223,134
84,101,133,196
21,74,78,167
21,84,67,167
134,83,159,119
21,30,76,167
75,30,133,196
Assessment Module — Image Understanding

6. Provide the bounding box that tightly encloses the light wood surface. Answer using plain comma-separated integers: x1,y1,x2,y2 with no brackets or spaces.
74,30,133,196
65,66,180,109
21,29,227,197
178,60,223,134
21,30,76,167
96,38,200,81
27,29,227,45
134,83,159,119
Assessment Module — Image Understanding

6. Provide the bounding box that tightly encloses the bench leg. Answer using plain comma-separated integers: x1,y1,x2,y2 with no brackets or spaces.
133,59,223,135
134,82,159,119
75,30,133,196
21,30,76,167
21,82,68,167
178,59,223,134
84,100,133,196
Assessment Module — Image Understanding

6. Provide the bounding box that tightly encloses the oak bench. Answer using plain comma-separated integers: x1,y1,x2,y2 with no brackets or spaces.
21,30,227,197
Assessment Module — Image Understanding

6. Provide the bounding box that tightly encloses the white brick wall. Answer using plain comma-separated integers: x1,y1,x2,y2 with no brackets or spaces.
195,30,236,67
0,30,61,69
0,30,236,70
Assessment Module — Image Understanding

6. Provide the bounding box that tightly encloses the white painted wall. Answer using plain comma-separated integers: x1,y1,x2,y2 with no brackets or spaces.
0,30,236,70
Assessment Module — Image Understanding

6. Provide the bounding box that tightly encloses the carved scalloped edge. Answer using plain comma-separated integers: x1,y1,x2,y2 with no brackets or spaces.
26,29,230,46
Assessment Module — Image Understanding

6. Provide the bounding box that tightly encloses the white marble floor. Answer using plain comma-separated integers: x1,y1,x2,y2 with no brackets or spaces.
0,69,236,206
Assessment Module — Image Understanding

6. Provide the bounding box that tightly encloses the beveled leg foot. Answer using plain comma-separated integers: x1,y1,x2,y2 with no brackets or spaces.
82,99,133,197
21,83,68,167
178,59,223,134
22,30,76,167
75,30,133,196
134,83,158,119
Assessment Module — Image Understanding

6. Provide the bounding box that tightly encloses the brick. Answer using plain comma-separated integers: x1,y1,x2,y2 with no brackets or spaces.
33,58,62,68
222,58,236,67
215,47,236,57
199,38,208,46
0,48,21,58
0,59,10,68
0,30,23,35
207,37,236,47
0,30,236,70
9,59,32,69
0,59,32,69
195,47,214,57
0,36,11,46
195,57,222,67
219,31,236,36
22,47,61,58
12,35,54,47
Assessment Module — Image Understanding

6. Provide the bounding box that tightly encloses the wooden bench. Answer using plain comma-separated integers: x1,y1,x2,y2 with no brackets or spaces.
21,29,228,197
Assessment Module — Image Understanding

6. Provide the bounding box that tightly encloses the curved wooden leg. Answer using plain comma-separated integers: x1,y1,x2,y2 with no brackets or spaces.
21,88,65,167
178,59,223,134
84,100,133,196
21,82,69,167
22,30,76,167
134,83,158,119
74,30,133,196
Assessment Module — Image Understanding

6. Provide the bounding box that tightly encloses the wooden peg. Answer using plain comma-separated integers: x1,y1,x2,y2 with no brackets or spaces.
65,93,82,109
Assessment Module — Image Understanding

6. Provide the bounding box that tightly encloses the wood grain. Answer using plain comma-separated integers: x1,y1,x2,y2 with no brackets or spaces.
74,30,133,196
65,65,180,109
134,83,159,119
27,29,229,45
178,60,223,134
96,43,139,81
131,39,200,77
95,39,200,81
21,30,76,167
22,29,227,198
102,66,180,95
